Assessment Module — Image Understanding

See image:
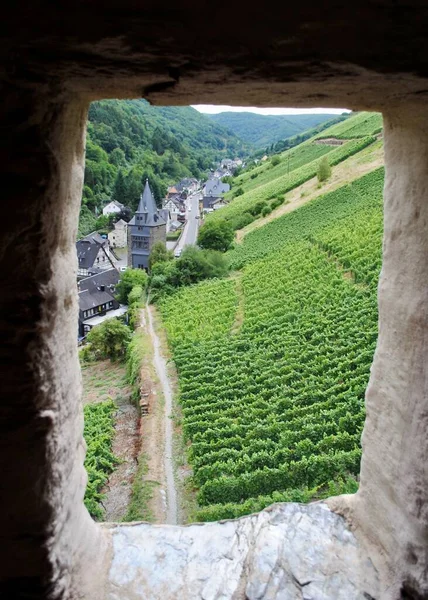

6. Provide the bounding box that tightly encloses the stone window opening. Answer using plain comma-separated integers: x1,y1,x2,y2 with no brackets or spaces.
2,14,428,598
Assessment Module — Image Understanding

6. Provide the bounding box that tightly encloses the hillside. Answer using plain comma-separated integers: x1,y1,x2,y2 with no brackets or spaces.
157,111,384,521
207,112,383,230
207,111,347,149
80,100,248,237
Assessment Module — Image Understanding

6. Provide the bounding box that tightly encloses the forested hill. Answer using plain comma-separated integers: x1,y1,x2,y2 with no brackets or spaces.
80,100,248,236
207,112,347,149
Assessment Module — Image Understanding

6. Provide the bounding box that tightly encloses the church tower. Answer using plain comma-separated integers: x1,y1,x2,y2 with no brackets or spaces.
127,180,166,270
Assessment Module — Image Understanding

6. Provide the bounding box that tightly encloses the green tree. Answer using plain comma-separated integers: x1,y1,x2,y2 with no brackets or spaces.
271,155,281,166
198,220,235,252
171,247,228,287
148,241,173,271
128,285,144,305
113,169,127,203
116,268,149,303
317,156,332,182
110,147,126,167
85,318,132,361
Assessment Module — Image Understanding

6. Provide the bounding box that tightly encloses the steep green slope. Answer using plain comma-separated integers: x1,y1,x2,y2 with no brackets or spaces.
80,100,248,237
207,112,344,148
159,167,384,521
208,112,382,230
314,112,383,140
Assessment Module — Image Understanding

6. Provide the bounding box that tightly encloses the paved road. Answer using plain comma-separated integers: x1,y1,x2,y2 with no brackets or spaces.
175,191,201,254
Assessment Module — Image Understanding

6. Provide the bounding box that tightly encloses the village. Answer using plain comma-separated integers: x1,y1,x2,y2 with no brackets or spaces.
76,158,243,340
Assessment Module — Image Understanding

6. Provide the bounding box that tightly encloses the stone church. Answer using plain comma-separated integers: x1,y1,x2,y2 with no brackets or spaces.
127,179,166,270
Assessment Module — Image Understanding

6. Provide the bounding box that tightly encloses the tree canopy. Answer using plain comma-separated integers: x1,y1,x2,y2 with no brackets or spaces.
116,268,149,304
197,219,235,252
85,318,132,361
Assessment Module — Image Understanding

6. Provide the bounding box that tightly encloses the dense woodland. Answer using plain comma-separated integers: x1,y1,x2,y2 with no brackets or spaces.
207,111,349,149
80,100,248,237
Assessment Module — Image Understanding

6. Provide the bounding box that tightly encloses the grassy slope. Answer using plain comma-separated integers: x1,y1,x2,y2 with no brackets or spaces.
237,139,383,242
207,112,382,226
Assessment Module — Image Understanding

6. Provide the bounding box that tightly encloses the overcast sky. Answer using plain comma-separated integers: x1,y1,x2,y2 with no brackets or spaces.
192,105,350,116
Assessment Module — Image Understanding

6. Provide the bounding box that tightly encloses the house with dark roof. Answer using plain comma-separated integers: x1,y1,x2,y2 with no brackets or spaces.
203,178,230,197
77,268,122,338
200,196,227,214
76,232,112,278
127,180,167,270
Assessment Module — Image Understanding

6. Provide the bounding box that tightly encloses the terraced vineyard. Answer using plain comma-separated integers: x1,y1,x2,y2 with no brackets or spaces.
210,136,376,226
314,112,383,140
233,142,335,194
159,167,384,521
83,400,118,519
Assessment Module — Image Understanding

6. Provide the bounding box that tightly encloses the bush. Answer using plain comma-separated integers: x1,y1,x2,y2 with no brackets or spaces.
233,187,244,197
85,318,132,361
249,200,267,216
148,246,229,299
229,212,254,230
127,284,144,330
166,230,181,241
148,241,174,271
261,205,272,217
116,268,148,303
270,197,284,210
197,219,235,252
317,156,332,182
271,155,281,166
128,284,144,305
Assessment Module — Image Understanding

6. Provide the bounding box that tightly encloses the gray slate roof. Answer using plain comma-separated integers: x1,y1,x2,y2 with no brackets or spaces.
76,240,99,269
204,178,230,197
78,288,115,312
202,196,222,209
135,180,166,227
78,268,119,293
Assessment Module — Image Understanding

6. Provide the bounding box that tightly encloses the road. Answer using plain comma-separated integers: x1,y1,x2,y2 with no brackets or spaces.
174,191,202,255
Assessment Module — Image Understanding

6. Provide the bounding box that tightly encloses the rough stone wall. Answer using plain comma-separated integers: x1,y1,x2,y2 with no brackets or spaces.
150,223,167,251
330,109,428,599
2,4,428,598
0,86,108,599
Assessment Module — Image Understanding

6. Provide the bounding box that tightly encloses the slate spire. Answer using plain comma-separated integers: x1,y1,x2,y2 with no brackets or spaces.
137,179,158,216
135,179,165,227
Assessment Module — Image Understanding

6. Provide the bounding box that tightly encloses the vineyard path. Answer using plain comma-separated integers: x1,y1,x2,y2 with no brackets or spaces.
145,301,178,525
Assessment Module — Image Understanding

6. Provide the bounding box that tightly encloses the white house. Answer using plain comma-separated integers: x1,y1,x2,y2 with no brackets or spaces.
102,200,124,216
108,219,127,248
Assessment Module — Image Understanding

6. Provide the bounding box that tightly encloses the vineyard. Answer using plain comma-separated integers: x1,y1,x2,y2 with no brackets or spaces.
159,167,384,521
209,136,376,226
232,142,335,194
83,400,118,519
314,112,383,140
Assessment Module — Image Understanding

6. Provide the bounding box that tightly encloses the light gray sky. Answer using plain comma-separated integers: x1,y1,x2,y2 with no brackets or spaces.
192,105,350,115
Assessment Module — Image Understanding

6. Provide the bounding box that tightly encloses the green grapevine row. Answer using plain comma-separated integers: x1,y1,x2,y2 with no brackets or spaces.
314,112,383,140
83,400,118,520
